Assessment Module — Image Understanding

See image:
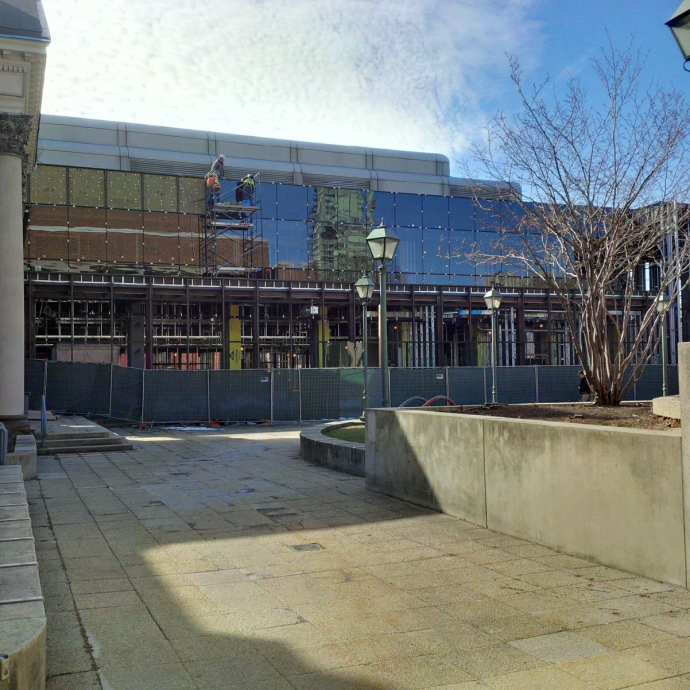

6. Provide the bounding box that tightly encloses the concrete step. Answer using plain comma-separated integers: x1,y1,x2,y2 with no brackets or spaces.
41,436,122,449
39,430,110,441
38,441,134,456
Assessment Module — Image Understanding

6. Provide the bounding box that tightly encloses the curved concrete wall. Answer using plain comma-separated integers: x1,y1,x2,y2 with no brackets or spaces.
300,423,365,477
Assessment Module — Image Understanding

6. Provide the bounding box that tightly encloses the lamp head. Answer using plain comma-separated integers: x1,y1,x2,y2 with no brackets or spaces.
355,276,375,302
483,286,502,311
366,220,400,262
656,292,672,313
667,1,690,62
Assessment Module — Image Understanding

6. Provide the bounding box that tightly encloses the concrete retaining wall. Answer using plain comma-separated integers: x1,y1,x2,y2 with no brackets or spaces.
300,423,365,477
6,435,37,481
366,409,686,586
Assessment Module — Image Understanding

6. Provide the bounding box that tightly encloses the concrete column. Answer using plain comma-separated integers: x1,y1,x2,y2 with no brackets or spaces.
679,342,690,588
0,114,32,436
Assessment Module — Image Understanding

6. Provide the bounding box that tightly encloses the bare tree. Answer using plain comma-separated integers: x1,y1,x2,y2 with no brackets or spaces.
468,42,690,404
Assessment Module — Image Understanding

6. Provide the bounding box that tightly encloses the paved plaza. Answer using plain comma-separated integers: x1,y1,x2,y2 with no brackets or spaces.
28,425,690,690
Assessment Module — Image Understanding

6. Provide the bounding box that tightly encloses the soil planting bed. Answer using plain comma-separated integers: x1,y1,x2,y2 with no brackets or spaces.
440,403,680,431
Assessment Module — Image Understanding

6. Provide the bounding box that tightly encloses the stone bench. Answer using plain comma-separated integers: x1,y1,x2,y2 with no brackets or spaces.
0,465,45,690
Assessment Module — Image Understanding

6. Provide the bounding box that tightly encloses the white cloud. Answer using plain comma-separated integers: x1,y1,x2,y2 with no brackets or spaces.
40,0,543,172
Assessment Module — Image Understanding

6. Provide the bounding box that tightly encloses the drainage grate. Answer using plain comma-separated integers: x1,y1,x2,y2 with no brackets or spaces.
287,543,324,553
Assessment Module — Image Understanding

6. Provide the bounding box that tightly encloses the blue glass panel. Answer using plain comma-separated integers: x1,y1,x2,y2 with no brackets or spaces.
449,197,474,230
474,199,502,232
423,195,449,228
371,191,394,227
277,220,308,268
449,228,475,277
258,182,277,218
395,193,422,227
262,219,278,267
276,185,308,220
423,228,449,275
394,227,424,274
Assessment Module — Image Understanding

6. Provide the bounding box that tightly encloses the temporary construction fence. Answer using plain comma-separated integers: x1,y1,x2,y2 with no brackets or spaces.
24,360,678,426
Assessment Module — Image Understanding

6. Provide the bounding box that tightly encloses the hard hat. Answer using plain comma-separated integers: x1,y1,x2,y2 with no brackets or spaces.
218,154,225,160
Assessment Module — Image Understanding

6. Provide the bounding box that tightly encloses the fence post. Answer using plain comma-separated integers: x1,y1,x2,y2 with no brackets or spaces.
270,369,275,426
140,368,145,425
207,369,211,424
535,366,539,403
42,359,47,400
445,366,450,401
483,367,488,404
109,364,113,418
298,369,302,425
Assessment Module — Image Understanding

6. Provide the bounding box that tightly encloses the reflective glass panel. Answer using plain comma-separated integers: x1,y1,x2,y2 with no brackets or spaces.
423,228,449,276
261,219,278,267
69,168,105,207
449,197,474,230
423,195,448,228
107,172,141,210
276,220,308,268
276,185,308,220
30,166,67,205
179,177,205,214
394,227,424,275
449,228,475,277
143,174,177,213
371,191,394,227
258,182,277,219
395,193,422,228
474,199,502,232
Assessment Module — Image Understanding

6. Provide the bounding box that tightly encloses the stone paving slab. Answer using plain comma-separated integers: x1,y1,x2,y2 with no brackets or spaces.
24,425,690,689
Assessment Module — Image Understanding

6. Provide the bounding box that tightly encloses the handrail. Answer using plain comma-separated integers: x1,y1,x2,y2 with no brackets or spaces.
0,423,7,466
40,395,47,450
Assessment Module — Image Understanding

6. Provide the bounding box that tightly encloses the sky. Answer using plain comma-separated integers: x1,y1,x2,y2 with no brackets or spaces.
39,1,687,176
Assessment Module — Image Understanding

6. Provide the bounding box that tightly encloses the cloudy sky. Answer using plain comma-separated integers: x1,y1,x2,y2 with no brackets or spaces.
39,1,684,174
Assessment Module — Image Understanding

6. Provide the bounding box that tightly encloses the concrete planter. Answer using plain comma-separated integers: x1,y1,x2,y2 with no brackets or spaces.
300,422,365,477
366,408,686,586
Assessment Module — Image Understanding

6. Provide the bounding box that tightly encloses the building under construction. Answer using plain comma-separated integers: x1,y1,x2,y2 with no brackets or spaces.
25,116,682,370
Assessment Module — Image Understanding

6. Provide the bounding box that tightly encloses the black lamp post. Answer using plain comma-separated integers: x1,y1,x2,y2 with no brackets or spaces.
366,221,400,407
666,1,690,70
355,275,375,415
484,287,502,404
656,293,672,397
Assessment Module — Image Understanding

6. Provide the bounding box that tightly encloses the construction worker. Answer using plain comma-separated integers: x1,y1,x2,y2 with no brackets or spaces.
240,173,255,204
211,154,225,180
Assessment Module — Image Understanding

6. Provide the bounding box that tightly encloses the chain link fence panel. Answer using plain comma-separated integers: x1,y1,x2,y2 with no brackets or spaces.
209,370,271,422
627,365,678,401
46,361,111,415
110,366,143,422
144,370,209,424
24,360,46,409
447,368,487,406
390,368,448,407
536,366,582,403
273,370,300,422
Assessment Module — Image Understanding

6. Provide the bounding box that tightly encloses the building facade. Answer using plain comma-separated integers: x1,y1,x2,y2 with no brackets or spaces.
25,116,669,370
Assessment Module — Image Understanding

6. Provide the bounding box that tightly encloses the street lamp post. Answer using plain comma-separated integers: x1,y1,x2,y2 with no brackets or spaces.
666,1,690,69
366,221,400,407
355,276,375,416
484,287,502,404
656,293,672,397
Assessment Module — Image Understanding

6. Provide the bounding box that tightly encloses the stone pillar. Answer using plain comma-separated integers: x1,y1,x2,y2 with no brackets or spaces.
679,342,690,588
0,115,31,437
